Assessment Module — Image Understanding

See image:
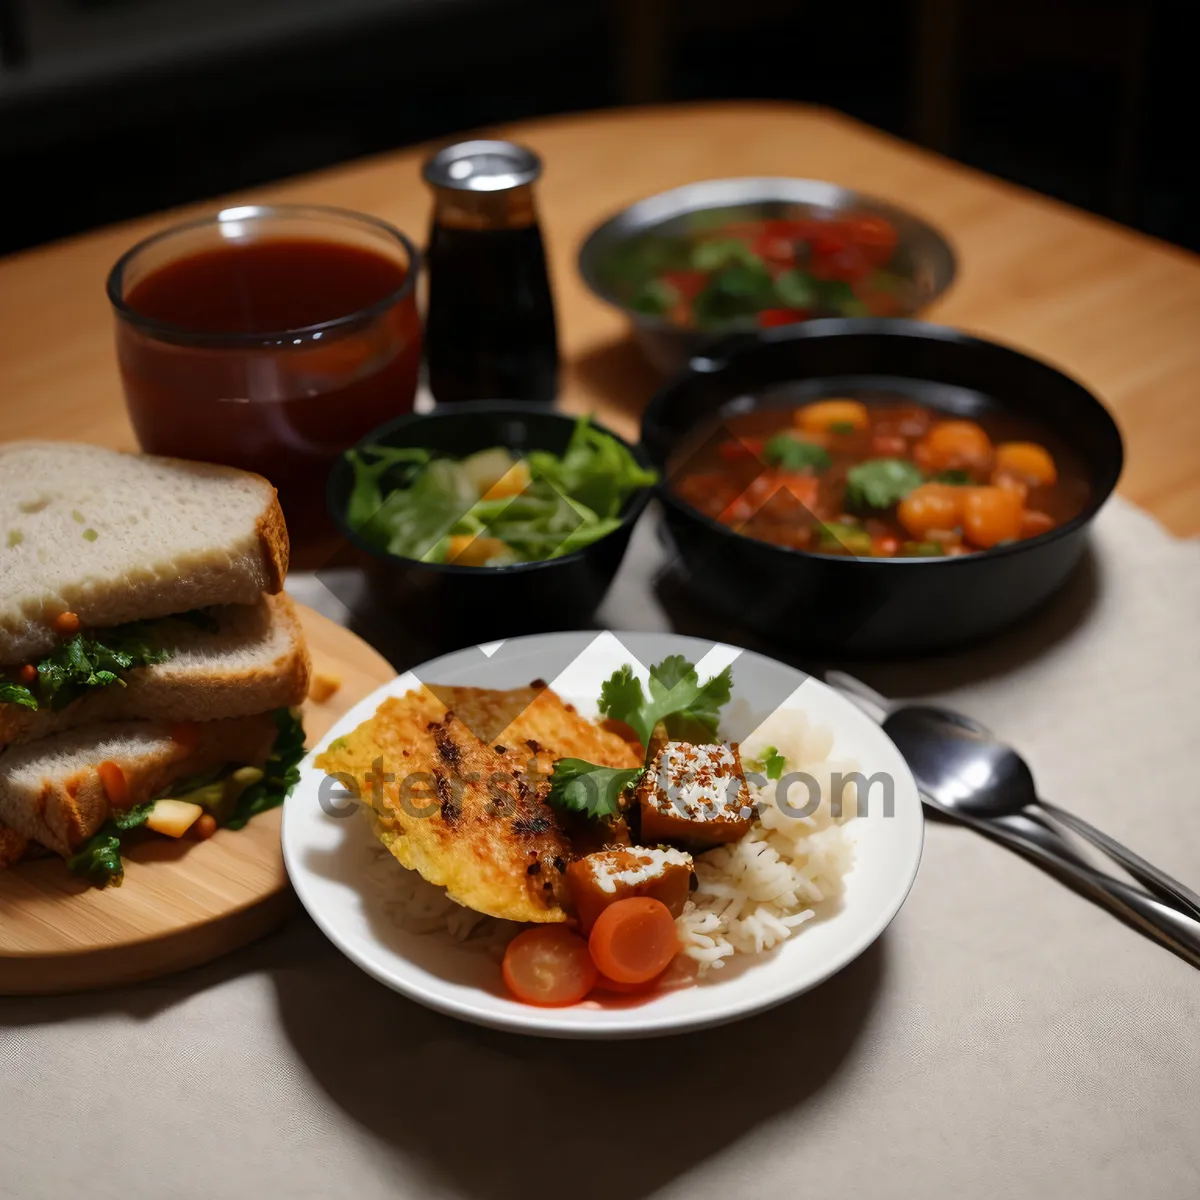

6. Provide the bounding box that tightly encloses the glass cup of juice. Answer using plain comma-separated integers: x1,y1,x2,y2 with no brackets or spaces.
107,204,421,539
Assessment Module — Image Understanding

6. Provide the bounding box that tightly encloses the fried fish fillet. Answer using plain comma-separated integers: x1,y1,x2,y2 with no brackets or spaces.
317,685,640,923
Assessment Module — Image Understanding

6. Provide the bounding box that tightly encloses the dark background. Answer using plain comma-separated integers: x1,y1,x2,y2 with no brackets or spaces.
0,0,1195,258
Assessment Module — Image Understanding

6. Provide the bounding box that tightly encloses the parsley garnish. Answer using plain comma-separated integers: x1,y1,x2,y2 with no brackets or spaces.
546,760,646,819
844,458,924,512
762,434,831,473
547,657,734,819
598,655,733,748
748,746,786,780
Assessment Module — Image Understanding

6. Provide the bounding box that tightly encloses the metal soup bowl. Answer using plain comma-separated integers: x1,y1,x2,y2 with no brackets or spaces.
579,177,956,374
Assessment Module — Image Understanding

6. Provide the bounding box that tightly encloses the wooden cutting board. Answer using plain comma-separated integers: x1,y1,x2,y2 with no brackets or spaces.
0,603,394,995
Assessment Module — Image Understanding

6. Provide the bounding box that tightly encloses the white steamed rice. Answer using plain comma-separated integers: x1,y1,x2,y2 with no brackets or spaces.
359,707,855,971
676,707,856,970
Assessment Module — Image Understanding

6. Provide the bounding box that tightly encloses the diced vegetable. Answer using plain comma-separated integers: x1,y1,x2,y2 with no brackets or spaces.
815,521,874,556
502,927,598,1006
566,849,693,933
193,814,218,840
587,897,679,985
901,540,946,557
795,399,869,434
145,798,205,839
993,442,1057,487
459,447,519,496
1020,509,1056,538
97,760,129,807
961,486,1024,548
914,420,993,473
897,483,964,539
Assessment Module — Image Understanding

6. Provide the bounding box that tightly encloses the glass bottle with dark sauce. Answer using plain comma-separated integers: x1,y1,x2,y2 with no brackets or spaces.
422,140,559,406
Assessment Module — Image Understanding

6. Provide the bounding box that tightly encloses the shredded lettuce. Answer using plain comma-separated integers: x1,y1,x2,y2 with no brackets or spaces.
343,416,656,565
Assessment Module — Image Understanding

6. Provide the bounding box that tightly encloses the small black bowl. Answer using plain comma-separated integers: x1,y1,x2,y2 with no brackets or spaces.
640,320,1123,656
326,403,654,643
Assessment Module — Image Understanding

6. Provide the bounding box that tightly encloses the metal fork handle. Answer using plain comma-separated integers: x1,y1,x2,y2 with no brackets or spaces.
924,794,1200,970
1037,797,1200,921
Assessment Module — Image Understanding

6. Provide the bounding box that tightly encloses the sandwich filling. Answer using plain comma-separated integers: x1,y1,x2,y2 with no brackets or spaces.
63,706,306,887
0,609,218,713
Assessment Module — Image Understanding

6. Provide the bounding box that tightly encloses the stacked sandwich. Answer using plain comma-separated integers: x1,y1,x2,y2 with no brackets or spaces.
0,442,311,885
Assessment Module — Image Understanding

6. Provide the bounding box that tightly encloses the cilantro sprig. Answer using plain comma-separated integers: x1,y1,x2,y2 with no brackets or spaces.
545,760,646,820
747,746,786,780
546,656,734,819
597,655,734,748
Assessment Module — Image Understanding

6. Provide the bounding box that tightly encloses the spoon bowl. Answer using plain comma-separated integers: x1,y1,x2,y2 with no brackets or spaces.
883,704,1200,921
882,705,1038,818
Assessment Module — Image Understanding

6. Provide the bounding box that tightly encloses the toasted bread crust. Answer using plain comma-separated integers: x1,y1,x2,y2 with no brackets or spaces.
2,712,281,858
255,484,290,594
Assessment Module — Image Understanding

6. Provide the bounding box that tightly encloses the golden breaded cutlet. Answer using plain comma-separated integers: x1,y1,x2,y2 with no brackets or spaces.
317,685,641,924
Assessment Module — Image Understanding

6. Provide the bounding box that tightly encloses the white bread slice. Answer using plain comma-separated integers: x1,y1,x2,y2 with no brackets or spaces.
0,441,289,665
0,711,281,858
0,593,310,746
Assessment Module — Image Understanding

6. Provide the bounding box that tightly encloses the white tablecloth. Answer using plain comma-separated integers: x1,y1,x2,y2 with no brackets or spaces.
3,496,1199,1200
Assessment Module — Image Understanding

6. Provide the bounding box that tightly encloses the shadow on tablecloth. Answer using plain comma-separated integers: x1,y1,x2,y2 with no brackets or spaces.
269,929,887,1200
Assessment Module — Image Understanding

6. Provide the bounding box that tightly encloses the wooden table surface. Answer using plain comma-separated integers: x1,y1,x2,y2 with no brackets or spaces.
2,102,1198,534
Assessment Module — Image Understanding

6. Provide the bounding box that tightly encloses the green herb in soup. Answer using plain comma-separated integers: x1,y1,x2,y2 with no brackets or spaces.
344,416,656,567
672,397,1089,558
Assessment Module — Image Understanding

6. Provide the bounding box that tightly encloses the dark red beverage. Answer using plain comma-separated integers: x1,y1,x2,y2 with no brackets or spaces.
109,206,421,539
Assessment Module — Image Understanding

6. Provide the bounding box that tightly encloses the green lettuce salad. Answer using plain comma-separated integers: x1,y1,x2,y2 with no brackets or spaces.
343,415,657,567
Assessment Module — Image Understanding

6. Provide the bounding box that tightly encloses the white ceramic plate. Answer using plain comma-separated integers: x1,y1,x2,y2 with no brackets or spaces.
283,631,923,1038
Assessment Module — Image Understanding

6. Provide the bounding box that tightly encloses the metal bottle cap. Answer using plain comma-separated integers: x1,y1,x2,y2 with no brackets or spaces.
421,140,543,193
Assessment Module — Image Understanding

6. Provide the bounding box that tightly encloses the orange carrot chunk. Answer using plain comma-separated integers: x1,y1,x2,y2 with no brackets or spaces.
588,896,679,985
502,927,598,1007
97,760,129,807
961,486,1024,548
53,612,81,635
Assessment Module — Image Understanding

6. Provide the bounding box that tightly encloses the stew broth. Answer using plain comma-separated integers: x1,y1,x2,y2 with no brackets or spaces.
671,396,1090,558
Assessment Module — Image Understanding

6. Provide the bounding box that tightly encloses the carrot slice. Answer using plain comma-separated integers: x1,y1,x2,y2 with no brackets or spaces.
502,927,598,1007
588,897,679,985
97,760,129,806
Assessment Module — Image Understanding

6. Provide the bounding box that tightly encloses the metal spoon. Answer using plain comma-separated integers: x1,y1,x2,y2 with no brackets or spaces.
884,705,1200,919
883,704,1200,966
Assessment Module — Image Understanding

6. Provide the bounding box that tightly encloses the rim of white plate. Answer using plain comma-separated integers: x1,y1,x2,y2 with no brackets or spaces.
282,630,924,1039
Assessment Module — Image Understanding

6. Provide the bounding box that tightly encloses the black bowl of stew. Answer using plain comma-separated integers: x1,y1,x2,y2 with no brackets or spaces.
640,320,1122,655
